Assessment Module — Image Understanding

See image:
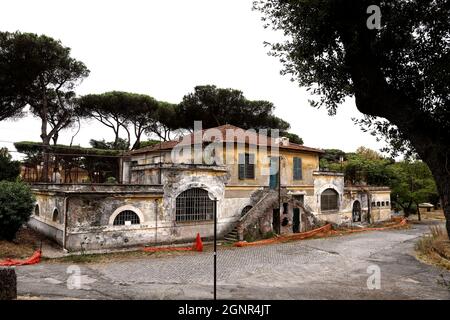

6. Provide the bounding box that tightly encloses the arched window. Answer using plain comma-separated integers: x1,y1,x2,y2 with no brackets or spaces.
241,205,253,217
113,210,140,226
52,209,59,222
34,204,40,216
321,188,339,211
176,188,214,222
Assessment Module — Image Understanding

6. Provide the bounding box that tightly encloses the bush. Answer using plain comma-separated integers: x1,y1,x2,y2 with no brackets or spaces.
0,181,35,241
0,148,20,181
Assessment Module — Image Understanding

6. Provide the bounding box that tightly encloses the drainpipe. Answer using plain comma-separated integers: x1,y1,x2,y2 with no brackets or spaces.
63,195,69,252
367,189,372,224
155,199,158,244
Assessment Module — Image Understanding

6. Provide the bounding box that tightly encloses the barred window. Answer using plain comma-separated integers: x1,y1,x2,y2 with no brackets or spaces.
321,189,339,211
35,204,40,216
176,188,214,222
113,210,140,226
52,209,59,223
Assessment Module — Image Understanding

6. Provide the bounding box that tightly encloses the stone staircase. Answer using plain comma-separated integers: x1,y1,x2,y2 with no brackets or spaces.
222,189,320,243
223,226,239,242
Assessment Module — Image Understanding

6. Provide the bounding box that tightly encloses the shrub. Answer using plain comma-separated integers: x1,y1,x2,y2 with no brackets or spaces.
0,181,35,241
0,148,20,181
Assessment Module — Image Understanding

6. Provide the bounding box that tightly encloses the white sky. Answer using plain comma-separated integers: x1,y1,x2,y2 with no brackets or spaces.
0,0,386,158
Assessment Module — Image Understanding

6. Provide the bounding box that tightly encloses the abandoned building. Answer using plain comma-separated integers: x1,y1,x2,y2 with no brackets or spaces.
27,125,392,251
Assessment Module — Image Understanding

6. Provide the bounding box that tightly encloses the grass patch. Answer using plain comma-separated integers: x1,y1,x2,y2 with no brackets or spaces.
415,225,450,271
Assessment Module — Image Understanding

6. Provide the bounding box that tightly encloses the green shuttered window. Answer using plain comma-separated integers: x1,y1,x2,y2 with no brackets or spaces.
293,157,302,180
238,153,255,179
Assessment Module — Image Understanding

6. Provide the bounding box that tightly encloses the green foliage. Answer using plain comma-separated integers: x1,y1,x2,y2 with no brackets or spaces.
320,149,346,168
389,161,439,214
0,31,89,140
79,91,173,149
319,146,438,213
254,1,449,158
138,140,161,149
106,176,117,184
14,141,121,156
0,148,20,181
89,138,128,151
280,132,303,145
178,85,291,131
0,181,35,241
263,231,277,239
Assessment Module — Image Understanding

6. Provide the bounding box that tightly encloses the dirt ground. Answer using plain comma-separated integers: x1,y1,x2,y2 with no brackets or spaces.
0,226,56,259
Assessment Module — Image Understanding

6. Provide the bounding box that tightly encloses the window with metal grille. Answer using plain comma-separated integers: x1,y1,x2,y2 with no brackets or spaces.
293,157,303,180
241,205,253,217
35,204,40,216
52,209,59,223
113,210,140,225
320,189,339,211
176,188,214,222
238,153,255,179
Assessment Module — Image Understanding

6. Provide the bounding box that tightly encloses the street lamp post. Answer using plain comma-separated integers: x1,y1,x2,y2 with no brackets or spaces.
213,197,217,300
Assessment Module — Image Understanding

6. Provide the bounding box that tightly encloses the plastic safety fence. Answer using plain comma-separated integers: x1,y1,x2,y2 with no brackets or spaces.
234,217,408,248
142,233,203,252
234,224,333,247
337,218,407,234
0,250,42,266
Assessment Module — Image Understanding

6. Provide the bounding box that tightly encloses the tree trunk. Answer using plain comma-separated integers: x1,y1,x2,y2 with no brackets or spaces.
426,159,450,238
52,132,59,146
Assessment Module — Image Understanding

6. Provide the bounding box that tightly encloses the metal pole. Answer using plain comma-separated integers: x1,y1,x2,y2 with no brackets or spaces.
214,198,217,300
278,156,281,233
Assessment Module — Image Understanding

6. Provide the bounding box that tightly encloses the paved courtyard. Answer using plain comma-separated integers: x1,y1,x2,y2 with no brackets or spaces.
16,222,450,299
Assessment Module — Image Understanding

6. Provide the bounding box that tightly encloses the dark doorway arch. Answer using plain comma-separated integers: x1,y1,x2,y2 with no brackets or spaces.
241,205,253,217
352,200,362,222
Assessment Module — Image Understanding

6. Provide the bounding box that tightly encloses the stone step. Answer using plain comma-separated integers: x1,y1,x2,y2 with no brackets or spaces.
223,236,238,242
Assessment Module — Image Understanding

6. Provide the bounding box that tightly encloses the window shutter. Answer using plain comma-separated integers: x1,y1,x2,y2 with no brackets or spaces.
238,153,245,180
293,157,302,180
246,153,255,179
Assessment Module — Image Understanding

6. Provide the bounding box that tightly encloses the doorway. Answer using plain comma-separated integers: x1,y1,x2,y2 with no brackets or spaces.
352,200,362,222
293,208,300,233
269,157,279,190
272,208,280,234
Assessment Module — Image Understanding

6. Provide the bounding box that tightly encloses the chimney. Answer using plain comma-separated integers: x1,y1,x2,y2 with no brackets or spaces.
275,137,290,146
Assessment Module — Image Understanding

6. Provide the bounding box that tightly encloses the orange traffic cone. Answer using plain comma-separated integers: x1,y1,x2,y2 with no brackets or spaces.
193,233,203,252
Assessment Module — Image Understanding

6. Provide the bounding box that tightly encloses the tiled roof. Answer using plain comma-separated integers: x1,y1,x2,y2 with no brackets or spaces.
128,124,324,155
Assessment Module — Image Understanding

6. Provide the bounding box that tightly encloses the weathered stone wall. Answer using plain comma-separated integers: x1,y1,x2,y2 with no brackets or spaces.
28,191,65,245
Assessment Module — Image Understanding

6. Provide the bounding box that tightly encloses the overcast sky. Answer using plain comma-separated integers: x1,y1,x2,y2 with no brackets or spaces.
0,0,386,158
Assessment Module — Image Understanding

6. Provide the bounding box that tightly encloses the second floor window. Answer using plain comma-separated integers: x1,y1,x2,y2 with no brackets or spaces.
238,153,255,179
293,157,302,180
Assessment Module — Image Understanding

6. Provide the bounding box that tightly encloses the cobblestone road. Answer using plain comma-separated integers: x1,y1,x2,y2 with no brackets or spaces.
16,222,450,299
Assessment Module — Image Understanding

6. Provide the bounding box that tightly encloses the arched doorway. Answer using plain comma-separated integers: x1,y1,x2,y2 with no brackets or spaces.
352,200,362,222
241,205,253,217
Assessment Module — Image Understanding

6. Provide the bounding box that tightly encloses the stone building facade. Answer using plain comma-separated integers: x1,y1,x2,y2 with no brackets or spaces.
28,125,391,251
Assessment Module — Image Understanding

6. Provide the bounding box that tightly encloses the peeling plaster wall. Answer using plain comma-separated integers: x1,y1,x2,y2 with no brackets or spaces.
27,192,65,245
